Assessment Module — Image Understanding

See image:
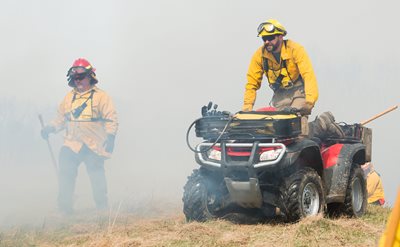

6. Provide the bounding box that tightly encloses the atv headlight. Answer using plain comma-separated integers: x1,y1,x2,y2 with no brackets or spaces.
260,149,282,161
208,149,221,161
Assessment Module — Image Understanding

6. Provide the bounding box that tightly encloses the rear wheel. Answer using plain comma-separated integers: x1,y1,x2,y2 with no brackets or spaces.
182,169,223,222
282,167,325,222
344,166,367,217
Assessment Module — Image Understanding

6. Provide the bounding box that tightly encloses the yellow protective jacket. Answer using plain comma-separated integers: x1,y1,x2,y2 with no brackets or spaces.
379,188,400,247
50,86,118,158
366,170,385,204
243,40,318,111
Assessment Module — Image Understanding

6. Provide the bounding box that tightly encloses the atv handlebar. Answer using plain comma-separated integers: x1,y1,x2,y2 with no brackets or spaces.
202,101,232,117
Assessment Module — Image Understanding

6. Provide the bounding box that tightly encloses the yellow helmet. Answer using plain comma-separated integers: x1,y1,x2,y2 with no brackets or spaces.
257,19,287,37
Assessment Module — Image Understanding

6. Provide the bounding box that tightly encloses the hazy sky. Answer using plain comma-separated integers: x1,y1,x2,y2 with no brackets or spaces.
0,0,399,225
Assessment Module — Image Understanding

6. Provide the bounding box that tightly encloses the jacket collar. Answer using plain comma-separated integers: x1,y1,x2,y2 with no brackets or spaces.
73,85,98,96
262,39,289,62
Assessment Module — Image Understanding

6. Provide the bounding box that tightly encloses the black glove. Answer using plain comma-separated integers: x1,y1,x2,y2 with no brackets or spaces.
281,107,299,114
298,102,313,116
41,125,56,140
103,134,116,153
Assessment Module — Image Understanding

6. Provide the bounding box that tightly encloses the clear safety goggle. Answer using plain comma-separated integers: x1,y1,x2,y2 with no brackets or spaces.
257,22,278,35
67,66,90,76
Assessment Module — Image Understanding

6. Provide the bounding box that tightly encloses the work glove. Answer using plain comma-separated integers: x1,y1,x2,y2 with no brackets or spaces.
103,134,116,153
281,106,299,114
298,102,314,116
41,125,56,140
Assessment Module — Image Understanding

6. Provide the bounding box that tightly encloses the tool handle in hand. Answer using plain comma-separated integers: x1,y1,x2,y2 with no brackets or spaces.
38,114,45,128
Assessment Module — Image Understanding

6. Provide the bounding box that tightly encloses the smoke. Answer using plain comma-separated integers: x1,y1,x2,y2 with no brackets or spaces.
0,0,399,228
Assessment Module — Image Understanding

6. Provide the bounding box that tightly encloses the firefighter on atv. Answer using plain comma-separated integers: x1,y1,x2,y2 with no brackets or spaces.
242,19,344,139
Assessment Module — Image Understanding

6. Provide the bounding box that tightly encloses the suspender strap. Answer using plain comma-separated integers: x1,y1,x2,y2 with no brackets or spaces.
262,56,269,72
262,40,288,73
71,90,95,119
262,40,303,90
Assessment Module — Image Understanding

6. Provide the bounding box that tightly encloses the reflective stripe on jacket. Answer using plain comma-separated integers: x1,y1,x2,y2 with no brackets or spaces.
51,86,118,158
243,39,318,111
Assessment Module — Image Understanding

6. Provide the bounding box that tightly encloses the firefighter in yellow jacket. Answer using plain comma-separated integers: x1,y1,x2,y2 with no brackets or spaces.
41,58,118,214
361,162,385,205
243,19,318,113
243,19,344,138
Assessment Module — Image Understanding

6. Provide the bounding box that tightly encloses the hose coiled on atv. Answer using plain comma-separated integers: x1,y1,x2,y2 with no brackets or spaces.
185,115,236,154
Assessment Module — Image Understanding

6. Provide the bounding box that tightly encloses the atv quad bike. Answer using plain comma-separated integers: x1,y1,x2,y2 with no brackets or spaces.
183,103,370,222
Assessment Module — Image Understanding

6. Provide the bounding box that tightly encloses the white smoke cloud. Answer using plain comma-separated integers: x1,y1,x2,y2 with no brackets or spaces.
0,0,399,227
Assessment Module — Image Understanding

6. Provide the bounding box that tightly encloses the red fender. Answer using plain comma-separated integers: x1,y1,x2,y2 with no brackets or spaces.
321,144,344,169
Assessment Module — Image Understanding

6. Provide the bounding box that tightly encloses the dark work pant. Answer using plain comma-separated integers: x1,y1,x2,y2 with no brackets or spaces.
58,145,108,213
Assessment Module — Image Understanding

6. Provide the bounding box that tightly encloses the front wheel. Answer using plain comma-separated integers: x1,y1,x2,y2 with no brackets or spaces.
282,167,325,222
344,166,367,217
182,169,223,222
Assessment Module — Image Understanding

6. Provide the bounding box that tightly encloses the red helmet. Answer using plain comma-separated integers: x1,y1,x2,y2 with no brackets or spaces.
67,58,98,87
71,58,95,71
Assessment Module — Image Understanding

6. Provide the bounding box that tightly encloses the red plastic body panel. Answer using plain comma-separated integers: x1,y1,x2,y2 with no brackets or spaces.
321,144,344,169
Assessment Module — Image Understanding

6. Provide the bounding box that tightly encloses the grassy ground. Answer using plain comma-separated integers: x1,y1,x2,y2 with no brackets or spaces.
0,205,391,247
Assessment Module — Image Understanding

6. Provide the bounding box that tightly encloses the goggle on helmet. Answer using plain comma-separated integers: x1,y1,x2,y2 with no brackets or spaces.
66,64,98,87
257,21,287,37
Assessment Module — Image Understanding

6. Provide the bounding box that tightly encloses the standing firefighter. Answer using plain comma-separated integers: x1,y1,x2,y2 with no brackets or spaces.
243,19,344,138
41,58,118,214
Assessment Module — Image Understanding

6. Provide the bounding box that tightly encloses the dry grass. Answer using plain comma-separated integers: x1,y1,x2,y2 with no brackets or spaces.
0,205,391,247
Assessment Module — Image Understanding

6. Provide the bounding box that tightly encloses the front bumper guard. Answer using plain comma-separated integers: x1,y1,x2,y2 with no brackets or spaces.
196,142,287,169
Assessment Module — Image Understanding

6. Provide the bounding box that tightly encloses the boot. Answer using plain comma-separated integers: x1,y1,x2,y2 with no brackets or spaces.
309,111,345,139
308,120,324,139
